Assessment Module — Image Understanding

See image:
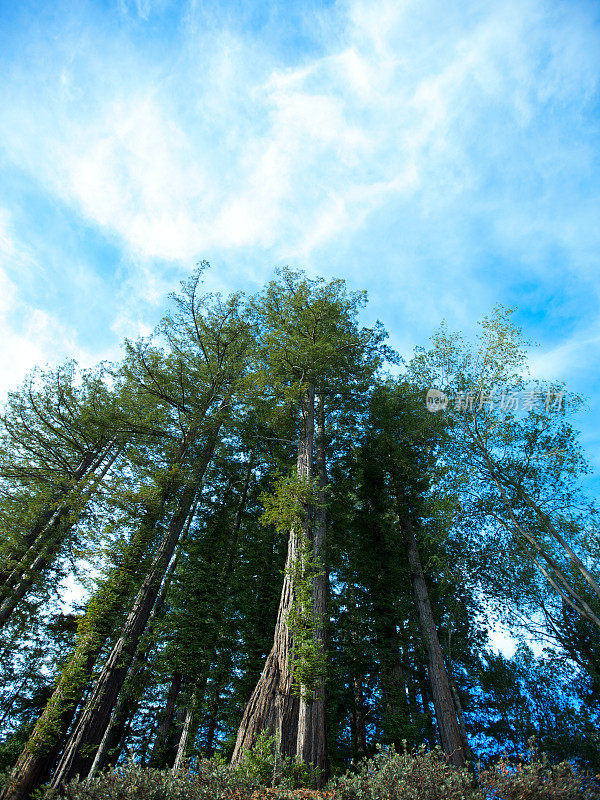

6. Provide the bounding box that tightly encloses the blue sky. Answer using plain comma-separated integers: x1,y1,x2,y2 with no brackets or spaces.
1,0,600,482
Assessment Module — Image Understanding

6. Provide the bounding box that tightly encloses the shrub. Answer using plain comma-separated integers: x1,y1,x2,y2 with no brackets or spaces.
329,743,600,800
479,746,600,800
64,757,249,800
64,735,315,800
62,742,600,800
233,730,315,789
329,744,479,800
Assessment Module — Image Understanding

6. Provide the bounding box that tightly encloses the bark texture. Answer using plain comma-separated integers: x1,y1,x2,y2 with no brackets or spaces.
231,388,316,765
295,392,328,783
0,470,173,800
147,673,183,768
402,516,466,768
87,544,183,781
232,388,329,783
48,431,219,789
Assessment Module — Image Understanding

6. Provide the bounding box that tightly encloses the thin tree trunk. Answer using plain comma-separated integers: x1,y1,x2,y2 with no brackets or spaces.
474,435,600,631
404,655,420,729
0,446,104,589
446,620,473,760
352,677,367,759
0,448,120,628
221,452,253,580
0,443,112,596
95,695,139,772
448,676,472,759
147,673,183,768
347,585,367,760
48,430,220,789
402,516,466,768
172,686,198,771
0,440,116,582
137,718,154,766
171,455,253,769
204,680,224,757
416,659,436,748
376,617,410,748
0,467,173,800
0,677,29,726
87,546,183,781
386,645,411,750
296,391,328,784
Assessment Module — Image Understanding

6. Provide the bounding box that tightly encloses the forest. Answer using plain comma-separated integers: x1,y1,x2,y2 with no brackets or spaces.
0,266,599,800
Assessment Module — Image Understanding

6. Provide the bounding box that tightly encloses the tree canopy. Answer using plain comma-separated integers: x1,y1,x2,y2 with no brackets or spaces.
1,271,598,800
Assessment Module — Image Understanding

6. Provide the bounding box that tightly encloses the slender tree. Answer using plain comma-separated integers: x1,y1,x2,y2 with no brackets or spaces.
47,282,252,790
0,364,121,627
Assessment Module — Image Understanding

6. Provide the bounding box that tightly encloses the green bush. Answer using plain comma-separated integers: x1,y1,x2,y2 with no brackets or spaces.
233,730,314,788
64,735,314,800
330,743,600,800
62,742,600,800
330,744,478,800
479,747,600,800
64,758,242,800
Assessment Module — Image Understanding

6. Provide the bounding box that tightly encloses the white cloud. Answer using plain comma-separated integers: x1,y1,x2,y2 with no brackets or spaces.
529,324,600,382
0,0,598,401
4,0,597,271
0,211,101,398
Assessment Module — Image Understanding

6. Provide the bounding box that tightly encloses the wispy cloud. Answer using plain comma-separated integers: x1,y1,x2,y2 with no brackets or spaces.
0,210,93,389
0,0,598,396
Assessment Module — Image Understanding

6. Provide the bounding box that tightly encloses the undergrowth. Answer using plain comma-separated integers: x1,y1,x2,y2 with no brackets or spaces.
60,737,600,800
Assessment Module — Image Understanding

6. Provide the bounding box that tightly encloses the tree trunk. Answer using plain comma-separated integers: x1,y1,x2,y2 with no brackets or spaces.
402,516,466,768
48,430,220,789
0,686,84,800
352,676,367,759
171,454,253,768
0,447,119,629
231,387,315,765
295,391,328,784
230,536,301,760
172,685,198,771
147,673,183,768
0,465,174,800
375,612,410,748
347,585,367,760
87,534,184,781
384,641,411,750
204,679,224,757
0,445,106,589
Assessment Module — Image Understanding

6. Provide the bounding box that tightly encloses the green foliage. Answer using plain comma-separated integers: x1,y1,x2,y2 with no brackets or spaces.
64,758,242,800
474,646,600,769
63,740,312,800
235,730,313,788
331,744,600,800
260,475,321,535
478,743,600,800
61,745,600,800
330,744,476,799
3,267,600,792
287,558,327,702
260,473,327,700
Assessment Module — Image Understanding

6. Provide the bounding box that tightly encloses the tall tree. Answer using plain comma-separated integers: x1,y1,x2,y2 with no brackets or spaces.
232,269,385,783
409,308,600,634
355,381,467,766
47,280,252,790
